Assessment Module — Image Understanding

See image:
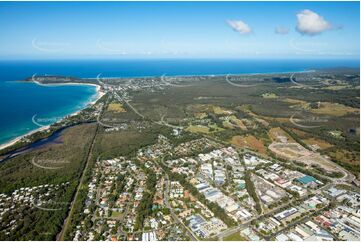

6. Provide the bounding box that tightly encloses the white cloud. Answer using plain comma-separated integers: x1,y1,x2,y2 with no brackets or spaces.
227,20,252,35
275,26,290,35
296,9,332,36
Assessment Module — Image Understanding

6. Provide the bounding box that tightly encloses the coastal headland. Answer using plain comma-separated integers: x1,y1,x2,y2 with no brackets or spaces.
0,69,359,241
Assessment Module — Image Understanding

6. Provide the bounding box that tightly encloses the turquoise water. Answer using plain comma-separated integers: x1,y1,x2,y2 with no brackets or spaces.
0,59,359,145
0,78,97,145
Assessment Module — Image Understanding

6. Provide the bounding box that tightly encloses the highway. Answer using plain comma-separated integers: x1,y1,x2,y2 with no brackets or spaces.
57,124,99,240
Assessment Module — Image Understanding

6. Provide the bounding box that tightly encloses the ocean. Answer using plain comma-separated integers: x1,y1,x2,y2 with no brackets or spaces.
0,58,359,145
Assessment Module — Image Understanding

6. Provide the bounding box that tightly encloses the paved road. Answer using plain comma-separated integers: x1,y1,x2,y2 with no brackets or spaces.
113,91,145,119
265,203,333,240
217,181,335,240
113,89,187,130
57,124,99,240
154,115,184,129
156,158,198,241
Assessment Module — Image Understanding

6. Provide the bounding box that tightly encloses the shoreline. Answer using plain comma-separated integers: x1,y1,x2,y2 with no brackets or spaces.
83,69,315,80
0,68,335,152
0,82,105,152
0,125,50,152
0,70,308,152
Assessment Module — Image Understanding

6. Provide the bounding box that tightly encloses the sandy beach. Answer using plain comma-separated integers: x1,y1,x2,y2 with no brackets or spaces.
0,125,50,151
0,82,105,152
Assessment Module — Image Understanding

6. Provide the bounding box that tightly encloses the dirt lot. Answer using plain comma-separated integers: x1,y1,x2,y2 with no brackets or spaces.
213,106,234,115
303,138,333,150
231,135,266,154
107,102,126,113
290,128,308,138
268,141,344,176
268,127,295,143
223,115,247,131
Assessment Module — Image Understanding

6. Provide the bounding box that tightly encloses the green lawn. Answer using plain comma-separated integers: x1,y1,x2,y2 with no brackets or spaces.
111,210,122,218
223,232,247,241
261,92,278,99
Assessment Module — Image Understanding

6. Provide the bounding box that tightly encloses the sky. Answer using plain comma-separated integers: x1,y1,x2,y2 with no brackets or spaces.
0,1,359,59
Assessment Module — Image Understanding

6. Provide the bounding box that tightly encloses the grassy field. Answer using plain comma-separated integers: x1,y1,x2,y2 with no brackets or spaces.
268,127,295,143
322,85,351,90
282,98,308,105
262,92,278,98
328,148,359,165
186,124,210,133
223,116,247,131
229,116,247,130
309,102,358,116
213,105,234,115
231,135,267,154
303,137,333,150
290,128,309,138
194,112,207,119
1,69,359,240
222,120,234,129
102,70,359,179
186,124,224,134
223,231,247,241
111,210,122,218
107,102,126,113
328,130,344,139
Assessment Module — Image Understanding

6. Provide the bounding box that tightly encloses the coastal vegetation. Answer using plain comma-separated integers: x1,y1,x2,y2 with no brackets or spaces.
0,124,97,240
0,69,359,239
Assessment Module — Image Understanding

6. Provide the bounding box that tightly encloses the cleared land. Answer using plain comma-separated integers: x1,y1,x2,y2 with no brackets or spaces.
303,138,333,150
223,115,247,131
268,127,295,143
107,102,126,113
262,92,278,99
1,69,359,240
309,102,358,116
231,135,267,154
223,232,247,241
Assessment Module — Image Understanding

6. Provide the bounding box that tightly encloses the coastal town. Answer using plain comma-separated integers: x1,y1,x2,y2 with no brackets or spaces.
0,68,359,241
0,1,360,241
65,133,359,241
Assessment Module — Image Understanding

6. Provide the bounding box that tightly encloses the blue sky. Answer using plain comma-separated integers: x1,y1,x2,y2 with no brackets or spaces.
0,1,359,59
